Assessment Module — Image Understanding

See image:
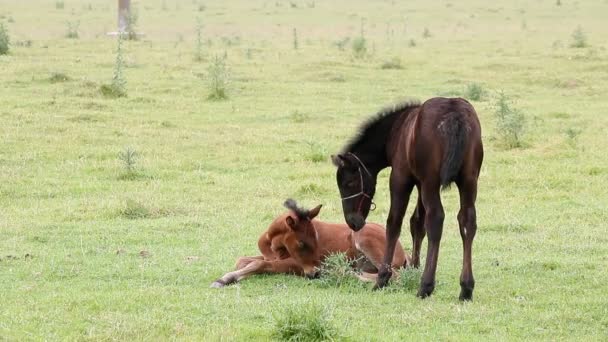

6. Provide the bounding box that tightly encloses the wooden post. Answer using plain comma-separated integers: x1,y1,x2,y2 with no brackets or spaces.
118,0,130,32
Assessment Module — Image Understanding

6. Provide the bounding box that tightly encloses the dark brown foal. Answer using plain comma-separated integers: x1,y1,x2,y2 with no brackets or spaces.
332,97,483,300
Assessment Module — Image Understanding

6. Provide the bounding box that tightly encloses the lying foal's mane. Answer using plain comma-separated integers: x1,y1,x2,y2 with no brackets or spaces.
341,100,421,154
283,198,310,220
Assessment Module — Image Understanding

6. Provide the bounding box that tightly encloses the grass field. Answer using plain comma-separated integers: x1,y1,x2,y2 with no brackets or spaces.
1,0,608,340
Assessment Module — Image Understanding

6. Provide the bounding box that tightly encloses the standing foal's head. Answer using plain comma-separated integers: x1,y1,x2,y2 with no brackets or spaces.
282,199,322,277
331,153,377,231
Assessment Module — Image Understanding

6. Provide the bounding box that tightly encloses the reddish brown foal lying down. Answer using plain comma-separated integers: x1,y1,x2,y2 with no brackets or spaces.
210,199,410,288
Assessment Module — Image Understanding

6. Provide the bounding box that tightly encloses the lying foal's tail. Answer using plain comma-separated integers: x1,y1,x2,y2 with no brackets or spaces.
440,113,468,189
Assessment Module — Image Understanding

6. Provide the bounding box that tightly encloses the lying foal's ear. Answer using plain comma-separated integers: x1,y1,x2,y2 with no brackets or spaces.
285,216,296,229
308,204,322,219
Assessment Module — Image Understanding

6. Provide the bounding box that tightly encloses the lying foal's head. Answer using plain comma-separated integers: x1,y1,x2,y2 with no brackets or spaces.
282,199,322,277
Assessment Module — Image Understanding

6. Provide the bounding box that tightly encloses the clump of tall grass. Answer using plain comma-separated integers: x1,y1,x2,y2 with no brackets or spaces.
393,267,423,291
423,28,432,38
570,26,588,48
206,54,230,100
0,22,9,55
494,92,526,148
316,253,364,289
293,28,298,50
55,1,64,9
272,303,338,342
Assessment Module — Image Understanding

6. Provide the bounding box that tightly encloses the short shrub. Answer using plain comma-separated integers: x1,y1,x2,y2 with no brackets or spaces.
306,142,326,163
494,92,526,148
570,26,588,48
65,21,79,39
352,36,367,58
55,1,65,10
464,83,486,101
380,57,403,70
49,72,70,83
564,127,582,148
272,303,338,342
0,23,10,55
206,54,229,100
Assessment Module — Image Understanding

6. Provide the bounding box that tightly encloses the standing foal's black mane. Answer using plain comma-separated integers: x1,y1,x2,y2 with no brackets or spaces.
341,100,421,155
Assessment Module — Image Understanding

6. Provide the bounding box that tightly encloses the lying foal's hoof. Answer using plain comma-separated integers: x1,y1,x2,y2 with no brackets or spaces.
210,279,227,288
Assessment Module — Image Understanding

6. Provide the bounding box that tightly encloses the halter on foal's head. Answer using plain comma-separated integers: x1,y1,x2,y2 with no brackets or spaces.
331,152,377,231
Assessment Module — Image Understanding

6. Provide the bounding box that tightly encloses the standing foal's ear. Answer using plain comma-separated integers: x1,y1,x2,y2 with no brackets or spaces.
285,216,297,229
331,154,345,168
308,204,322,220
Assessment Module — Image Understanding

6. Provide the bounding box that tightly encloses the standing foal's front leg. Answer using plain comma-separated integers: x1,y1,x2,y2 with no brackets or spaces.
374,173,414,289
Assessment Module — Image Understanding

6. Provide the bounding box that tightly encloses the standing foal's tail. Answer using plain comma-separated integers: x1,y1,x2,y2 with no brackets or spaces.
440,113,468,189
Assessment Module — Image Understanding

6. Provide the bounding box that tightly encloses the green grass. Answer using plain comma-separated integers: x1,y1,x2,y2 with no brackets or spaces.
1,0,608,340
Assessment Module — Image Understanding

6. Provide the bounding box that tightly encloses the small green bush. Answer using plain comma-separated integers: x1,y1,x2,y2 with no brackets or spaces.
290,110,309,123
49,72,70,83
570,26,588,48
306,142,326,163
0,23,10,55
352,36,367,58
101,35,127,98
55,1,65,10
380,57,403,70
272,303,338,342
494,92,526,148
464,83,486,101
564,128,582,148
206,54,229,100
65,21,79,39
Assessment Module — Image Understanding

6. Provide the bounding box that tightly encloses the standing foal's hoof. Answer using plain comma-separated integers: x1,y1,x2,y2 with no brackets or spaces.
459,288,474,301
416,282,435,299
372,269,392,290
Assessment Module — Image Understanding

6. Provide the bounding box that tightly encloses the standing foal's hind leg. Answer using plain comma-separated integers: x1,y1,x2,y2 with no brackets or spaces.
417,181,444,298
457,178,478,301
409,192,426,268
